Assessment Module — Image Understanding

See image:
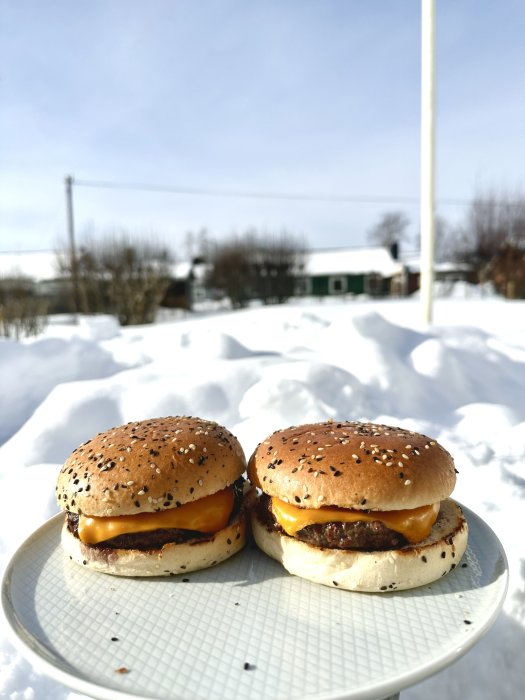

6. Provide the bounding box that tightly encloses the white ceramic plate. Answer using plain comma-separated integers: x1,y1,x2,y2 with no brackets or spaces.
1,505,507,700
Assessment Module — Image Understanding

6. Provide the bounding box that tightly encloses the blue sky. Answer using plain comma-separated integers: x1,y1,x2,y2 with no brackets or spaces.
1,0,524,255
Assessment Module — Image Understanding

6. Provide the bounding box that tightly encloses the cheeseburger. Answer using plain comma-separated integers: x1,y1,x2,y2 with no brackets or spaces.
56,416,247,576
248,420,468,592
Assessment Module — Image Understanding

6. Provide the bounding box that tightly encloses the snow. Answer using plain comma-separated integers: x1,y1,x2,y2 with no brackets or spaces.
1,292,524,699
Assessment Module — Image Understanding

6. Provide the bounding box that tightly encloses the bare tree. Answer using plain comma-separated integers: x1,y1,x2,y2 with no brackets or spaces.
57,230,174,324
207,235,255,308
367,211,410,251
450,188,525,274
207,229,306,307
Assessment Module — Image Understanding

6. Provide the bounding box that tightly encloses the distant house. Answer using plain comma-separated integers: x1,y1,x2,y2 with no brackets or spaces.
297,246,405,297
400,252,474,295
161,258,210,309
0,250,59,285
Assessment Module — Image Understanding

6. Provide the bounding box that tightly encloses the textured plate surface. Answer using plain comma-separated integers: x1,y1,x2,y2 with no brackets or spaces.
1,506,507,700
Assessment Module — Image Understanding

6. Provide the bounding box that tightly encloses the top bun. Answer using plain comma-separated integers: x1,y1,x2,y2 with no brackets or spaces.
247,421,456,511
56,416,246,517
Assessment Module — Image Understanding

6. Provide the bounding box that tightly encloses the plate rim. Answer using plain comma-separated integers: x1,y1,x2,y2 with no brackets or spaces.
1,506,509,700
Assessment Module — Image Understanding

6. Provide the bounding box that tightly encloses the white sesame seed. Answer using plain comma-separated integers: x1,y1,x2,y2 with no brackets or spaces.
404,479,412,486
155,468,161,474
402,454,409,460
126,480,134,486
198,479,203,486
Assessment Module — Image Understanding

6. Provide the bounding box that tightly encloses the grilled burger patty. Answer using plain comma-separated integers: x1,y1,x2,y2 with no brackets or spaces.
255,494,409,551
66,512,213,549
66,477,246,551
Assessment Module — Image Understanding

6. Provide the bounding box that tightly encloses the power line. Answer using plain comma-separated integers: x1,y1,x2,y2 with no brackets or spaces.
74,177,472,207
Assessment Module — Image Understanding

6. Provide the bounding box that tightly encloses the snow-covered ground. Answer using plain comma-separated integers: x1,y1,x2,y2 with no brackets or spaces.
1,290,524,699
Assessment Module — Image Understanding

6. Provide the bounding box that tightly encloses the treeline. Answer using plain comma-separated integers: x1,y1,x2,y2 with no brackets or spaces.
2,187,525,338
54,227,305,324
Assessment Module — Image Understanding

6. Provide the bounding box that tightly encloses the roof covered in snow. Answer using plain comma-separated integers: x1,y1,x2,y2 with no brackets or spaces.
0,251,61,282
304,246,404,277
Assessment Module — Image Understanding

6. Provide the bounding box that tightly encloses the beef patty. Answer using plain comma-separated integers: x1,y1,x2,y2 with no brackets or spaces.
66,478,245,551
256,494,409,551
66,511,219,550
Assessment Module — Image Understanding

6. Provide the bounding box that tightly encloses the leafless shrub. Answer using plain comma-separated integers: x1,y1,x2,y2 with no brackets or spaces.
0,276,48,339
57,231,173,325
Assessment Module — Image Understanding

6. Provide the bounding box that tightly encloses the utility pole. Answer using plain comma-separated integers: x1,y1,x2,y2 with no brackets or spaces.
65,174,81,319
420,0,436,323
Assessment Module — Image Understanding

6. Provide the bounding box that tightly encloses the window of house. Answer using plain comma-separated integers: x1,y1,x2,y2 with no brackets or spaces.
329,276,347,294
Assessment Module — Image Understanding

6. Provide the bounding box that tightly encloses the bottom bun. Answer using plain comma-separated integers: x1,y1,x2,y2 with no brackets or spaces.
61,514,247,577
251,498,468,592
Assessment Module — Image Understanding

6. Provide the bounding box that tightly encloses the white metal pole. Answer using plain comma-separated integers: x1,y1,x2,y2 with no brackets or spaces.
420,0,436,323
65,174,81,319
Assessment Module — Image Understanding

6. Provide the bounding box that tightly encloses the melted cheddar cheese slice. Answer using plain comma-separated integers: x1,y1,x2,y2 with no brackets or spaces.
271,497,440,544
78,487,234,545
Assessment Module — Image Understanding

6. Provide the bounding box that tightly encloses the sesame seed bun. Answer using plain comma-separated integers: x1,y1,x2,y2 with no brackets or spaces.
57,416,246,517
247,420,468,592
56,416,248,577
247,421,456,511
